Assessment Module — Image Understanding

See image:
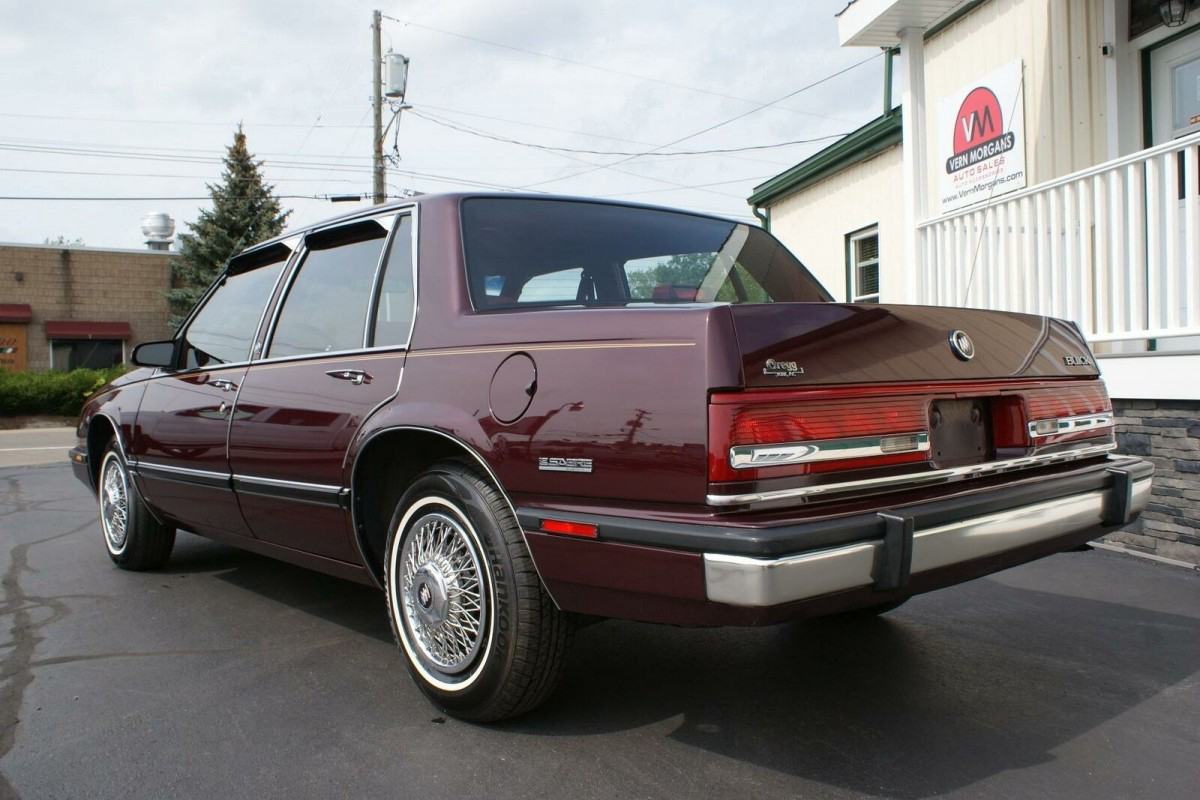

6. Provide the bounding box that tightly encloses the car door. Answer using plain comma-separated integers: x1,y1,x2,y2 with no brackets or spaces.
227,212,415,561
132,240,296,537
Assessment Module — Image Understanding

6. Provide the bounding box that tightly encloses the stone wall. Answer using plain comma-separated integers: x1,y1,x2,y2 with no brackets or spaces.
1108,399,1200,565
0,244,174,370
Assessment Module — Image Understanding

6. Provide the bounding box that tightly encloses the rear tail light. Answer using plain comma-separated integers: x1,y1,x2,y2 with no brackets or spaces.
709,394,931,482
1021,383,1113,445
708,380,1114,484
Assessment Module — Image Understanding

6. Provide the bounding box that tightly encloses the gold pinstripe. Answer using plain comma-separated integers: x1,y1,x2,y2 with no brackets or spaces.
407,341,695,358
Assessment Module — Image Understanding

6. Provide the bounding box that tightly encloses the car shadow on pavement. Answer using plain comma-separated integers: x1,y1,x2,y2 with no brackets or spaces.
167,533,393,644
511,577,1200,799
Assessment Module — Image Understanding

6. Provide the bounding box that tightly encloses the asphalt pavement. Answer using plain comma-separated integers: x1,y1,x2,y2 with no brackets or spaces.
1,461,1198,799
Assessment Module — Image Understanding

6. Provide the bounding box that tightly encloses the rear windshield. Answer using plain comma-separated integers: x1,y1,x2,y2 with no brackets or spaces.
461,198,832,309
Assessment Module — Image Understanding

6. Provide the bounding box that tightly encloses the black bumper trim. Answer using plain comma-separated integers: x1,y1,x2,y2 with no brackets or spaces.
68,446,92,492
874,512,914,591
517,455,1153,559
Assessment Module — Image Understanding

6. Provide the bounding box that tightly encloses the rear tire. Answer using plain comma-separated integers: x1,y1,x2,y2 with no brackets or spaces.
384,460,572,722
844,598,909,617
97,442,175,570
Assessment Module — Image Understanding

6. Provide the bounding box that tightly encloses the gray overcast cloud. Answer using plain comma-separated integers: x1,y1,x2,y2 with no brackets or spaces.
0,0,881,248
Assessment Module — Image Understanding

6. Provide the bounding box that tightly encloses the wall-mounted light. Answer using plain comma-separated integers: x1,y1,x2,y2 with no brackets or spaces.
1160,0,1190,27
13,271,23,283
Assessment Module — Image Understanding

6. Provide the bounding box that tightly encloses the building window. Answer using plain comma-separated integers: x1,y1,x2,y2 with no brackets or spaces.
847,227,880,303
50,339,124,370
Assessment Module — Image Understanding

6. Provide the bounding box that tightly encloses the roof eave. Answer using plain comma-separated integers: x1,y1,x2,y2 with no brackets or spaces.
747,111,903,207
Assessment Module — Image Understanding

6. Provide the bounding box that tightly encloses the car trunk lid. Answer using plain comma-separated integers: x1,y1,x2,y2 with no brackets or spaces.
727,303,1099,388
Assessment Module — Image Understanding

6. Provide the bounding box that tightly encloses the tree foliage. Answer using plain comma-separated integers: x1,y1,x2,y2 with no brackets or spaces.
626,252,713,298
165,125,289,327
626,252,767,302
43,235,85,246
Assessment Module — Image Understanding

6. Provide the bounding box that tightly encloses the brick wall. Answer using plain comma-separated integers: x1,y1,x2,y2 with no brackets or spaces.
0,244,174,370
1108,399,1200,565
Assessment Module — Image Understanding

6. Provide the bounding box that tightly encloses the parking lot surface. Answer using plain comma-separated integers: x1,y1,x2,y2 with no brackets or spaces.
2,462,1198,799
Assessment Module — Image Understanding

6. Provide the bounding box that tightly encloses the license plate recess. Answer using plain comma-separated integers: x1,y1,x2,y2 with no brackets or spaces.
928,398,994,468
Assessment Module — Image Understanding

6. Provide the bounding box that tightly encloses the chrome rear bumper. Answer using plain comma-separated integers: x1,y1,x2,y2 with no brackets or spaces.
703,471,1152,608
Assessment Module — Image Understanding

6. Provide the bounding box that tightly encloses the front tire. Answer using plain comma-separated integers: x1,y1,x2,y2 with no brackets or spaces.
98,443,175,570
384,461,572,722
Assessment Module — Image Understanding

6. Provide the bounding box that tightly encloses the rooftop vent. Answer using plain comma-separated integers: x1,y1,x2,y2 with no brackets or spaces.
141,212,175,251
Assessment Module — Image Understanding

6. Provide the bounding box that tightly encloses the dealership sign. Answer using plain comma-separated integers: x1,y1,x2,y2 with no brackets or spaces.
937,60,1026,214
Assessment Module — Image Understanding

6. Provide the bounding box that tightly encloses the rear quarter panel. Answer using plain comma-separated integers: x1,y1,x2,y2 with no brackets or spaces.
394,308,734,505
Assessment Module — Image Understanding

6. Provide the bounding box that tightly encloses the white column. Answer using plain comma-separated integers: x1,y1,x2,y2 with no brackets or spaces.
899,27,927,305
1103,0,1120,159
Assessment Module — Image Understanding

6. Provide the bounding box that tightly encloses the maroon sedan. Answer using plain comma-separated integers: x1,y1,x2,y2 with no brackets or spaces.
71,194,1152,721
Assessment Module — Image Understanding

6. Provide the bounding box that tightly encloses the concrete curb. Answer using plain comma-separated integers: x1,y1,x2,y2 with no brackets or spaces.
1091,541,1200,571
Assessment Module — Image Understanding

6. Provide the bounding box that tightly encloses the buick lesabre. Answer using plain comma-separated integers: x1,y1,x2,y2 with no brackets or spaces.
71,194,1152,720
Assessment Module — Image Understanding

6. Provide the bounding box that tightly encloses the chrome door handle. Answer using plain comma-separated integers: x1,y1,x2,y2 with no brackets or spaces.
209,379,238,392
325,369,371,385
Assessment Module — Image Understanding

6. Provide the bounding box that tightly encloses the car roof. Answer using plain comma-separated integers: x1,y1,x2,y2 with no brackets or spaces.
236,192,748,258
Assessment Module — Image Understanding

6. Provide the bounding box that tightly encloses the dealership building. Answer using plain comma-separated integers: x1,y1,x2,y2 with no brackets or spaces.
751,0,1200,563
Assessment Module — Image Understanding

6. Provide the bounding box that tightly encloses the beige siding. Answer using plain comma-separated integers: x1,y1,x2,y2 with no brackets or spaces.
766,144,904,302
923,0,1108,210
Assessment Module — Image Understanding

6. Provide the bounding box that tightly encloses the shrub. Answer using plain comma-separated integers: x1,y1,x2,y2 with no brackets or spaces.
0,366,127,417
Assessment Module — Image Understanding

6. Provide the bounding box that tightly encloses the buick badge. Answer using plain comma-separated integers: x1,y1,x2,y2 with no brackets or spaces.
948,330,975,361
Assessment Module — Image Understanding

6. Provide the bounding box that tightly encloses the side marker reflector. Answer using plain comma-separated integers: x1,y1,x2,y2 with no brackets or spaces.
541,519,598,538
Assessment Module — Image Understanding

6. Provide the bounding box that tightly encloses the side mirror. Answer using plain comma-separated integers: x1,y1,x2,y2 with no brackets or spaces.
132,340,178,368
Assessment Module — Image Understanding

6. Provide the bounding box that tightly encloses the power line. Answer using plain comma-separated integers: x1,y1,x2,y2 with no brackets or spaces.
407,113,750,200
0,111,366,129
0,128,750,200
594,175,775,199
410,109,850,157
518,51,882,190
381,15,855,124
417,102,660,147
0,134,373,162
0,194,342,201
0,166,361,183
0,132,782,173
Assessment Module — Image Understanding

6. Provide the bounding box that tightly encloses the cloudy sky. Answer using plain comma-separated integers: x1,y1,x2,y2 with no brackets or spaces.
0,0,885,249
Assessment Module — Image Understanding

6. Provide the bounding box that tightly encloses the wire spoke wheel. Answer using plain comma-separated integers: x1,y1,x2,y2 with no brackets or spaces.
96,443,175,570
100,452,130,554
398,509,488,676
384,461,573,721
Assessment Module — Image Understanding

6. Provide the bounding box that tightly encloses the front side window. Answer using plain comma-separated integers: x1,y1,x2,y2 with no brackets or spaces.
269,219,389,358
847,227,880,303
461,198,831,309
184,244,292,367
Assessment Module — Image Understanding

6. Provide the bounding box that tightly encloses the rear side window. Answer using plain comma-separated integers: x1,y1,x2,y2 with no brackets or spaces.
371,215,415,347
269,220,388,358
518,268,584,303
461,198,831,309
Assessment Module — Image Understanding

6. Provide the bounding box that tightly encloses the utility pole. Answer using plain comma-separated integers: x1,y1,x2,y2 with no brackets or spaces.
371,9,385,205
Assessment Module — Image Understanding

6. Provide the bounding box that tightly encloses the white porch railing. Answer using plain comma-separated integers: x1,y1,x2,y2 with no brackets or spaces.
917,132,1200,345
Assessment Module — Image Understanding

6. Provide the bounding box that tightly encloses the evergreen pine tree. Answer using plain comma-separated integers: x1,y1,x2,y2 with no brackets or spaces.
165,125,290,326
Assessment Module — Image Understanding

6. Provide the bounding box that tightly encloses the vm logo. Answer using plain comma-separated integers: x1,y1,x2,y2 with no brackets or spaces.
953,87,1002,152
